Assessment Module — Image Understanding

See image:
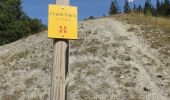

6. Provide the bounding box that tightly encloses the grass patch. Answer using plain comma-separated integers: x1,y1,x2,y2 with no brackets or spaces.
127,27,137,32
95,82,110,94
116,14,170,33
30,62,40,70
70,38,84,48
1,50,28,66
72,60,90,71
108,66,121,73
43,94,49,100
114,14,170,52
68,85,79,92
2,94,19,100
85,46,98,55
124,82,136,87
132,67,139,72
118,54,132,61
86,69,99,76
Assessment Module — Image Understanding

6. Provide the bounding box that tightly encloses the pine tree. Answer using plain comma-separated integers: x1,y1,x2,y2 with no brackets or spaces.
124,0,131,14
144,0,151,15
156,0,160,11
137,5,142,13
159,1,164,16
156,0,161,15
133,4,136,11
163,0,170,16
109,0,118,15
144,0,156,16
156,0,170,16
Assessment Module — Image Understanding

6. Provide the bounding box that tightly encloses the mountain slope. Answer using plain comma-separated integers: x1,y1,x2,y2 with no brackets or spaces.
0,17,170,100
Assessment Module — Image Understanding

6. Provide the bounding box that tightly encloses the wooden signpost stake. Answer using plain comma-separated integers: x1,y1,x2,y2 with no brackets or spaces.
49,0,77,99
50,0,70,100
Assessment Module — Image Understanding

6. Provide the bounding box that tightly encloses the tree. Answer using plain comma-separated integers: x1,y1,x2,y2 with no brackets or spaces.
133,4,136,11
163,0,170,16
109,0,118,15
156,0,161,16
133,4,137,13
124,0,131,14
144,0,151,14
156,0,170,16
144,0,156,16
156,0,160,11
0,0,46,45
137,5,142,13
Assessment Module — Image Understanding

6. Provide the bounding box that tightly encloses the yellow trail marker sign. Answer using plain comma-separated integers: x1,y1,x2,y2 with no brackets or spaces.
48,4,78,39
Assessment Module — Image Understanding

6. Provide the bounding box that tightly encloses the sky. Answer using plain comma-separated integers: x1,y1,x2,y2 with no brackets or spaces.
22,0,157,25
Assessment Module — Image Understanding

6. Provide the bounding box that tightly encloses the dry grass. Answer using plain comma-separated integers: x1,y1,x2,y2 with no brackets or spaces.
114,14,170,56
2,94,19,100
115,13,170,33
1,50,28,66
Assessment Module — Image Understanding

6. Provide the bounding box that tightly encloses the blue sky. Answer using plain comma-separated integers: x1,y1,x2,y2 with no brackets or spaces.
22,0,157,25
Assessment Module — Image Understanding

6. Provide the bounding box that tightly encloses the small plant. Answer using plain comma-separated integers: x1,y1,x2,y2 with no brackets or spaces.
124,82,136,87
79,88,94,100
24,77,38,88
95,82,110,94
127,27,137,32
30,96,40,100
84,16,95,20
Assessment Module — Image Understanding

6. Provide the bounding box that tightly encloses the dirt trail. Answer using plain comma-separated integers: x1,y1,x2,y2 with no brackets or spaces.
68,18,170,100
0,17,169,100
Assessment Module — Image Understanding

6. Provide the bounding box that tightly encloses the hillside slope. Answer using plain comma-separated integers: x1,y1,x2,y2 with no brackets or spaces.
0,17,169,100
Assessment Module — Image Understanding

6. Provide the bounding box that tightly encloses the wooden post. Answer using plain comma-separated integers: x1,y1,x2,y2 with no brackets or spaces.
50,0,69,100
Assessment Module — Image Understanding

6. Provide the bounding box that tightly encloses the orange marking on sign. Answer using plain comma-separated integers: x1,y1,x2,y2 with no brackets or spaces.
59,26,67,33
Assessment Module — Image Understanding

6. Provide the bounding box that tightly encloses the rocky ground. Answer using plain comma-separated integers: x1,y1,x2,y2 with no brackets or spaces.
0,17,169,100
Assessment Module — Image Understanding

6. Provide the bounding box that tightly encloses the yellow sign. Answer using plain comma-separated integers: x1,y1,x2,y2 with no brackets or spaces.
48,4,78,39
